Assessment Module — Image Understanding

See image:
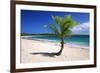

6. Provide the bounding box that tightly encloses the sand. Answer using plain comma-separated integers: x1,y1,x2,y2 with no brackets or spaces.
21,37,89,64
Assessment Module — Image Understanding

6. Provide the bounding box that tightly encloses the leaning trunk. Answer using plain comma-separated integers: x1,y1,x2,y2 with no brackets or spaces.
56,38,64,56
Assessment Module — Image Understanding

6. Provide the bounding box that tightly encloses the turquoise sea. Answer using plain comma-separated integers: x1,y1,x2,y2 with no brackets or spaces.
30,35,89,47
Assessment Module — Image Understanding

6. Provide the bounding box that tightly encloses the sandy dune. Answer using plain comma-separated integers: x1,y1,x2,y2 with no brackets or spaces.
21,38,89,64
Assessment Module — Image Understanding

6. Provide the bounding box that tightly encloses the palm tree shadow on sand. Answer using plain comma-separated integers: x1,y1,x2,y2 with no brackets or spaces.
30,52,58,57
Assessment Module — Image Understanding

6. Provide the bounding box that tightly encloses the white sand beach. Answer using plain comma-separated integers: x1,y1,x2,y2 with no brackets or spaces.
21,37,89,64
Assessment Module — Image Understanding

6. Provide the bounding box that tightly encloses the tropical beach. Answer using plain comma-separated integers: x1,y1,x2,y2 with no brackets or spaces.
20,10,90,64
21,36,89,63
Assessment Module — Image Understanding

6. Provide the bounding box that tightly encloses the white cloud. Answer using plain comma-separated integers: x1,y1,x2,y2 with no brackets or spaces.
43,25,48,28
71,22,90,35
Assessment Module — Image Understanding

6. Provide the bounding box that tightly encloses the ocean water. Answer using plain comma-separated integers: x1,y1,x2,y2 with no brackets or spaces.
31,35,89,47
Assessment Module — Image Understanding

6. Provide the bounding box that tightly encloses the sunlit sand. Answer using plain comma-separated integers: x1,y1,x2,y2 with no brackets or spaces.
21,37,89,63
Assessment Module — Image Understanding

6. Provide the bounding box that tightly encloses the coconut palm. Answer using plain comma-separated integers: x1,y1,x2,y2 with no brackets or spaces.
49,15,79,56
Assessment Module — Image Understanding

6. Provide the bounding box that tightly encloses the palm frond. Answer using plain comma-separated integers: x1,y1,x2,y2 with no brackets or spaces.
70,21,79,28
52,16,62,26
52,16,63,33
49,24,60,36
62,29,72,37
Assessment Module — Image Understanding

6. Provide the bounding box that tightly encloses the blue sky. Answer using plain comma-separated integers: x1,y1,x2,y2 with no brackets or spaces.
21,10,90,35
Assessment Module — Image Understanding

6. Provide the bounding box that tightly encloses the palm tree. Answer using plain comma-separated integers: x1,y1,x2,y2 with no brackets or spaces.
49,15,79,56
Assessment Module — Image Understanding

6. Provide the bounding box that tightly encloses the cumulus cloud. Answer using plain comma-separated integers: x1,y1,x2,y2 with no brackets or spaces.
43,25,48,28
71,22,90,35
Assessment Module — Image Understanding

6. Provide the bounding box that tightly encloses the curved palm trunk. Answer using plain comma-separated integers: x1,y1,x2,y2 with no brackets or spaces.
56,38,64,56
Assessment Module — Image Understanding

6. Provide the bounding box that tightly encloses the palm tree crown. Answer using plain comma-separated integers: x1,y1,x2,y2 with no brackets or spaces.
50,15,78,38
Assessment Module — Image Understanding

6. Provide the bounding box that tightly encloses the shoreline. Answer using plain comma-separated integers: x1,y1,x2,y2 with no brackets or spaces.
21,36,89,49
21,37,89,63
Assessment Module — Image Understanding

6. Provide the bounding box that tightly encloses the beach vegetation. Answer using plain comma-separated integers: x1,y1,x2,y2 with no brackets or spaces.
49,15,79,56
